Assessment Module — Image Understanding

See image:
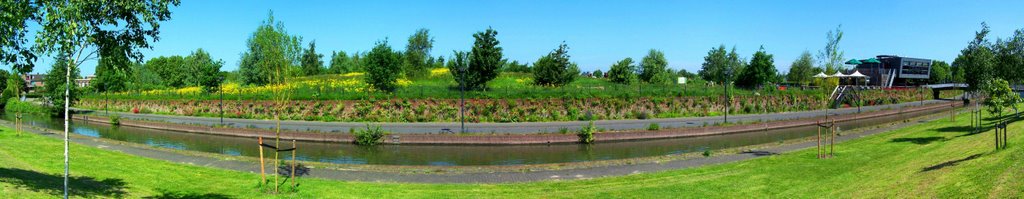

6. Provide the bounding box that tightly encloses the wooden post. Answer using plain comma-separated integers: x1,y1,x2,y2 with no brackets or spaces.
258,136,265,184
291,139,296,190
816,120,821,159
830,119,836,158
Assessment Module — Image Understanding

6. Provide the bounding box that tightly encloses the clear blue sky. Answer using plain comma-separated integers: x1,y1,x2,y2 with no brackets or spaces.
19,0,1024,76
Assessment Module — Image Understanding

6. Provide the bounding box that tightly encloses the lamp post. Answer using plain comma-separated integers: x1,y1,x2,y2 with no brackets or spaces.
724,67,733,124
218,77,225,126
459,65,466,134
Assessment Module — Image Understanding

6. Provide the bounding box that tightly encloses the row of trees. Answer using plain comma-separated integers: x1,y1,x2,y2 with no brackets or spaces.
93,48,223,93
954,23,1024,91
605,50,672,84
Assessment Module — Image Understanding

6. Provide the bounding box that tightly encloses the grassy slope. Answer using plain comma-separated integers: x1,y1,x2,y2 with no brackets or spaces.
0,111,1021,198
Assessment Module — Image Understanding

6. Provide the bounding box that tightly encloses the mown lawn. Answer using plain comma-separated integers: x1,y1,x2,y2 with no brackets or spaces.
0,110,1021,198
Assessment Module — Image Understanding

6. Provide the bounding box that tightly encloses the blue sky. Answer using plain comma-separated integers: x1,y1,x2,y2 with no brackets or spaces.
17,0,1024,76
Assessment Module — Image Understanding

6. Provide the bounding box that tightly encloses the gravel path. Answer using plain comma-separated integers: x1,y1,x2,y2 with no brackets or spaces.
3,109,953,183
76,99,949,134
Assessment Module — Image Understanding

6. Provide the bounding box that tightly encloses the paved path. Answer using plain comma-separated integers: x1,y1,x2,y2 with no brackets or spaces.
3,109,953,183
76,99,951,134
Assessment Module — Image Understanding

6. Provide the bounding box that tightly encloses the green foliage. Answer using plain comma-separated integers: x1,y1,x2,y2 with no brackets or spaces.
109,114,121,126
127,63,166,91
300,41,324,76
532,42,578,86
364,40,402,92
577,121,596,144
736,46,776,88
502,60,531,73
639,49,669,84
994,29,1024,83
593,69,603,78
93,45,132,92
2,72,25,109
467,28,503,90
983,78,1020,115
404,28,434,78
817,25,845,74
184,49,224,92
699,45,744,84
702,150,713,157
239,11,303,86
786,51,815,86
327,51,352,74
447,51,471,89
607,58,636,84
145,55,188,87
929,60,951,84
42,57,81,116
353,124,386,145
955,23,997,91
4,99,47,115
647,123,660,131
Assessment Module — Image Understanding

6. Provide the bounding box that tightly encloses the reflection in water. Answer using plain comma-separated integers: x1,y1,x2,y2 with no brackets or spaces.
4,108,944,166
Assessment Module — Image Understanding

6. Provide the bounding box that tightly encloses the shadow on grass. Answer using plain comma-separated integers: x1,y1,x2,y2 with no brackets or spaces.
891,136,947,145
143,189,234,199
740,150,778,157
0,167,127,197
921,154,983,172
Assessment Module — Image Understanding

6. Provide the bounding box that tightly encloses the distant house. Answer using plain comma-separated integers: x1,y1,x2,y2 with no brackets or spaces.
75,75,95,88
21,74,45,92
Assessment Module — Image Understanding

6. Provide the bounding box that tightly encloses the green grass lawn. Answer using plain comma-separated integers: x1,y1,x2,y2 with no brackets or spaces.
1,111,1022,198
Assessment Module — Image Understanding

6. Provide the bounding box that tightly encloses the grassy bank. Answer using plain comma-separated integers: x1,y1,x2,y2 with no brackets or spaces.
1,110,1021,198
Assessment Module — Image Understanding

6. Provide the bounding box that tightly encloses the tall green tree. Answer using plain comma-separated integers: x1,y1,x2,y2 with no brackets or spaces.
300,41,324,76
954,22,996,91
145,55,187,87
404,28,434,78
93,45,132,92
929,60,951,84
328,51,351,74
786,51,815,86
184,48,223,92
467,27,503,90
447,51,471,88
817,25,845,74
42,57,80,116
238,11,303,86
994,29,1024,84
532,42,579,86
607,58,636,84
736,46,776,88
639,49,669,84
699,45,744,84
364,40,402,92
0,0,38,76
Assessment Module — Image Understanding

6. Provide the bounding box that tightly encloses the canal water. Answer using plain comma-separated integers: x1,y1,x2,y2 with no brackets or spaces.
3,107,948,166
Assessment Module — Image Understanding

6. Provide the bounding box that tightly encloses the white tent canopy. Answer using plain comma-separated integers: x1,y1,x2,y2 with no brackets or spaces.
831,71,847,77
848,70,867,78
813,72,829,78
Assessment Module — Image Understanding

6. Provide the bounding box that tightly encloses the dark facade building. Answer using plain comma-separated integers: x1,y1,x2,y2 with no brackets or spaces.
853,55,931,87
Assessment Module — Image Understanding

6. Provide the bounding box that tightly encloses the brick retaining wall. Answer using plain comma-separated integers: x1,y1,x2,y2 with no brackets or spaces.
73,101,958,145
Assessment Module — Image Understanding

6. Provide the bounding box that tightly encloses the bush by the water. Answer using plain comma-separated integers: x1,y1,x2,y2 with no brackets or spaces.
109,114,121,126
353,124,386,145
4,100,48,115
577,121,596,144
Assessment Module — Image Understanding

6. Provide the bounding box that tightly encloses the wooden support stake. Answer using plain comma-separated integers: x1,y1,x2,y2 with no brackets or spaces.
817,121,821,159
258,136,265,184
831,119,836,158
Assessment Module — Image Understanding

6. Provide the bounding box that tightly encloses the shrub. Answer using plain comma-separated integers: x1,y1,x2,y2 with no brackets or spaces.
364,40,403,92
577,121,596,144
353,124,386,145
702,150,713,157
110,114,121,126
647,123,660,131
